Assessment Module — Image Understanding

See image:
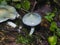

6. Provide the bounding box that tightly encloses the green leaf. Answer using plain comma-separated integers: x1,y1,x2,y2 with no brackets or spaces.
21,0,30,10
56,28,60,37
15,4,21,9
0,0,3,3
50,22,57,31
45,15,52,22
50,13,55,17
48,35,57,45
45,13,55,22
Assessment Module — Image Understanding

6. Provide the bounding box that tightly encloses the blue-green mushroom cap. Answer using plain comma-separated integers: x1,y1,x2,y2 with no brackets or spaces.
22,13,41,26
0,5,20,23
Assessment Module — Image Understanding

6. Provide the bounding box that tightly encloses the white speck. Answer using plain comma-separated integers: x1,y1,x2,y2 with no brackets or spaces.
19,26,22,29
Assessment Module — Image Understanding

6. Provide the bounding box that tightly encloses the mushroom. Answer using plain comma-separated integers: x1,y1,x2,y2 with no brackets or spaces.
0,4,20,28
22,13,41,36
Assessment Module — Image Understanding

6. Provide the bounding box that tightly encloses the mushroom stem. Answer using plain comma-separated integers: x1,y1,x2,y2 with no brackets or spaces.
29,27,35,36
7,21,17,28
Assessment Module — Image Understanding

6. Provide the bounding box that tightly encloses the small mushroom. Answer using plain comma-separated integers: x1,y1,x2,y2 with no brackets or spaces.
0,4,20,28
22,13,41,36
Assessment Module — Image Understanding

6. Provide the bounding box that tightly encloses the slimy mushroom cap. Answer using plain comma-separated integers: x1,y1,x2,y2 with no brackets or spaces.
22,13,41,26
0,5,20,23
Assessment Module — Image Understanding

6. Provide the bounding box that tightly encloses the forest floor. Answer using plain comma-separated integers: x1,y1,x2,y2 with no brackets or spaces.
0,0,60,45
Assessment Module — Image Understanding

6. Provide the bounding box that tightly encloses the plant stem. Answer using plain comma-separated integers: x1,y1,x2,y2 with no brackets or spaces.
31,0,37,12
21,8,30,13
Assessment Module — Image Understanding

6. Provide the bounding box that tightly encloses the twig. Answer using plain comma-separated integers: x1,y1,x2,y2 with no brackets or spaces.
21,8,30,13
39,40,44,45
31,0,37,12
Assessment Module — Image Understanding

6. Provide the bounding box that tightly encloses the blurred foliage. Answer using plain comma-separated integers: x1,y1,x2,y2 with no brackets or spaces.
54,0,60,6
48,35,57,45
50,22,58,31
0,0,30,10
45,13,55,22
16,34,34,44
0,0,7,5
21,0,30,10
45,10,59,45
56,28,60,37
15,0,30,10
15,4,21,9
0,0,3,3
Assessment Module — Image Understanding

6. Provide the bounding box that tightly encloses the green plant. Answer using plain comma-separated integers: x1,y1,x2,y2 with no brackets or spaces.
0,0,30,10
15,4,21,9
50,21,58,31
48,35,57,45
0,0,10,5
21,0,30,10
45,12,58,45
16,34,34,44
0,0,3,3
45,13,55,22
56,28,60,36
15,0,30,10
